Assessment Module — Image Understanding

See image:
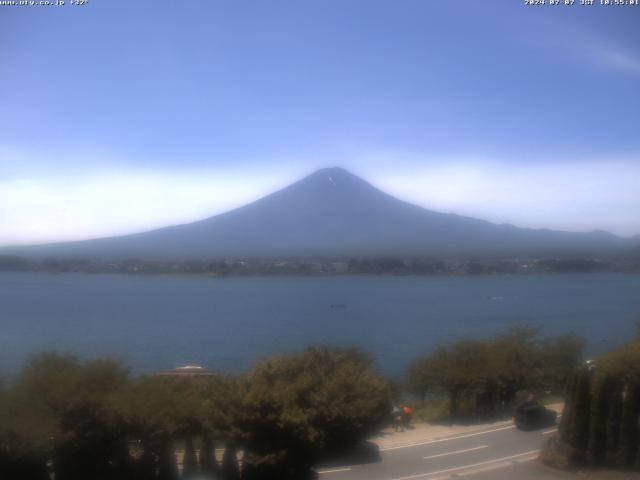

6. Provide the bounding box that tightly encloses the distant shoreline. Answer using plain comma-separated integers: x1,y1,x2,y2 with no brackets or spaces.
1,255,639,276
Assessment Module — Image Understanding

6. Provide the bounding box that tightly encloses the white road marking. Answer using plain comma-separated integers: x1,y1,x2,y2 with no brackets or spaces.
380,425,515,451
541,428,557,435
423,445,488,460
389,450,539,480
456,453,539,477
318,467,353,475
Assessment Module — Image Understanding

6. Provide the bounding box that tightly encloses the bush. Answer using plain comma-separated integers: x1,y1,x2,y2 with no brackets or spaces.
413,399,450,423
238,347,390,477
558,335,640,472
407,328,584,419
1,353,132,480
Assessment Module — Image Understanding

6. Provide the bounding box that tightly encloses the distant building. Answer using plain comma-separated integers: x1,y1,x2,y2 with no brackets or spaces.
329,262,348,273
155,364,216,378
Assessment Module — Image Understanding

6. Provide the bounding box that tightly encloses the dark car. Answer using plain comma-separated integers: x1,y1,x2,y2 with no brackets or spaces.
514,400,557,430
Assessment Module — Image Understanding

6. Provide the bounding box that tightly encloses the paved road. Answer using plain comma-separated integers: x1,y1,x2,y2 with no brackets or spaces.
317,423,557,480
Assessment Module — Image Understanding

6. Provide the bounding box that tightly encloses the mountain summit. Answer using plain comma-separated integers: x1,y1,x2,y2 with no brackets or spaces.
4,167,633,259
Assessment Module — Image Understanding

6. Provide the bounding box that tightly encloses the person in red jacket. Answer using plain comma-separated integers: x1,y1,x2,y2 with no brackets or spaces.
402,405,413,429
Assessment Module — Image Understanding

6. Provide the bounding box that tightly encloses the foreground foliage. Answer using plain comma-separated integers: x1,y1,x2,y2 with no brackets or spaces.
239,347,390,479
0,347,389,480
407,327,584,417
556,334,640,470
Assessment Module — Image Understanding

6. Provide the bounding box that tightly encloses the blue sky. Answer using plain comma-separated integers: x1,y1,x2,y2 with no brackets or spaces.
1,0,639,245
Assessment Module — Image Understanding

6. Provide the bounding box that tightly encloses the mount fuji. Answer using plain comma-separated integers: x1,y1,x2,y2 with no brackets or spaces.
3,167,633,259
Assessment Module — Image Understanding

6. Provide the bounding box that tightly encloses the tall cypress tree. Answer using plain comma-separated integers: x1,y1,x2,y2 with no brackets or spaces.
568,366,591,463
559,371,578,444
587,374,610,467
617,383,640,468
605,387,623,466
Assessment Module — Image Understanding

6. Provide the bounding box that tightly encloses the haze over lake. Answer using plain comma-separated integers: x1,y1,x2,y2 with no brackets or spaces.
2,272,640,376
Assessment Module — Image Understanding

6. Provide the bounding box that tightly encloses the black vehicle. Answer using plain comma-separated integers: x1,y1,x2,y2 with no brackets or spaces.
514,400,558,431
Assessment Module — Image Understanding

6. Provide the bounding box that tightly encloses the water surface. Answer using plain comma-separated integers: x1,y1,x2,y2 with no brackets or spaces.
1,272,639,376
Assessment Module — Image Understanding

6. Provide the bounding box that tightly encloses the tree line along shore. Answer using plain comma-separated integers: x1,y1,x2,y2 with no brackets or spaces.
0,325,597,480
1,254,640,276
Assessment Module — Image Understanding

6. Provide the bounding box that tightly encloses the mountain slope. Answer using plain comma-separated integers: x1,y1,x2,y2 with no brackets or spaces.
3,167,634,259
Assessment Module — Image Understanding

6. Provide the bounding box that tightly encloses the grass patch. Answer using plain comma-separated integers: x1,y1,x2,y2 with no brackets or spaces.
413,399,450,423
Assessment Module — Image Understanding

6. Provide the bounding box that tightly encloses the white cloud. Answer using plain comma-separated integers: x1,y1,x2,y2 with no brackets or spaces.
596,48,640,74
365,156,640,237
1,147,639,247
526,19,640,76
0,167,304,246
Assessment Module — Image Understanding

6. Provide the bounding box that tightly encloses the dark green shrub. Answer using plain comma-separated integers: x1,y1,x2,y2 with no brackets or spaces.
568,367,591,463
617,384,640,468
239,347,390,477
586,374,611,467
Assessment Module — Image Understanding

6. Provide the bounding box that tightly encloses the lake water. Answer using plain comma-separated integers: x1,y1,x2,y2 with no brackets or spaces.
1,272,640,377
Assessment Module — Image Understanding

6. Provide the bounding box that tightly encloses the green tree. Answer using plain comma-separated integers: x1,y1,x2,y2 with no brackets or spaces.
559,335,640,469
408,341,491,417
598,337,640,468
0,377,49,480
408,328,584,419
586,374,611,467
568,366,591,464
4,352,131,480
238,346,390,478
491,327,540,406
605,388,623,466
617,383,640,468
559,371,577,444
117,376,185,480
